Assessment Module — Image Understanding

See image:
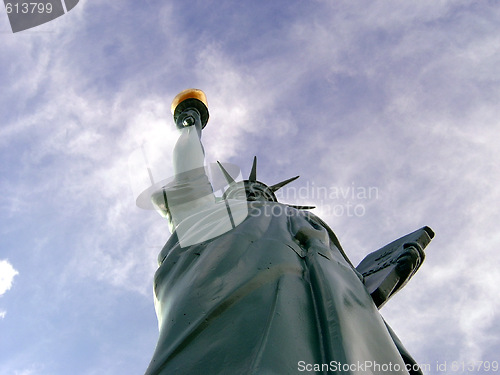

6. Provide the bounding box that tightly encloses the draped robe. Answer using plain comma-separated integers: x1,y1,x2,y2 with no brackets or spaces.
144,200,425,375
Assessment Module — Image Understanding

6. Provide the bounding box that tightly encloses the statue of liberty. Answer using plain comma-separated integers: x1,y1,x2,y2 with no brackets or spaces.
142,89,434,375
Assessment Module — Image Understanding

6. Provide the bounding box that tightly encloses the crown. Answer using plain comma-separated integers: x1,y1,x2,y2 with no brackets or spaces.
217,156,315,210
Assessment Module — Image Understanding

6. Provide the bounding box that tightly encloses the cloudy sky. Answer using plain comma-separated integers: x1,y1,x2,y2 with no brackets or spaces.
1,1,500,374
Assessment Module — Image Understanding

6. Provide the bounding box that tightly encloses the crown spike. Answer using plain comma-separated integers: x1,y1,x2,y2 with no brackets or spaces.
249,156,257,182
270,176,300,192
217,161,236,185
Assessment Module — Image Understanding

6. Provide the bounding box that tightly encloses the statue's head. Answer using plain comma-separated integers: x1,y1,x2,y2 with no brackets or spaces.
223,179,278,202
217,158,315,210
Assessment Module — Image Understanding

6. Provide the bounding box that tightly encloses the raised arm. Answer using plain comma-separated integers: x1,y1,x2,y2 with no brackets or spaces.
151,90,215,230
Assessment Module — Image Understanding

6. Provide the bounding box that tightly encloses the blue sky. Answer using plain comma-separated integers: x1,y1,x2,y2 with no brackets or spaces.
1,1,500,374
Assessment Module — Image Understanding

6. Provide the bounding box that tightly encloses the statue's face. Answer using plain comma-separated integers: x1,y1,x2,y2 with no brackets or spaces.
224,181,278,203
245,182,276,202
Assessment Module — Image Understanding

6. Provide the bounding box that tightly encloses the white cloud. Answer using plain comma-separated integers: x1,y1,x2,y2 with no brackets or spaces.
0,259,19,296
14,370,35,375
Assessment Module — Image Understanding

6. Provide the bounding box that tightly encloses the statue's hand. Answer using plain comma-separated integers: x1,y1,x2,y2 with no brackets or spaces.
356,227,433,309
176,109,203,138
395,245,423,282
